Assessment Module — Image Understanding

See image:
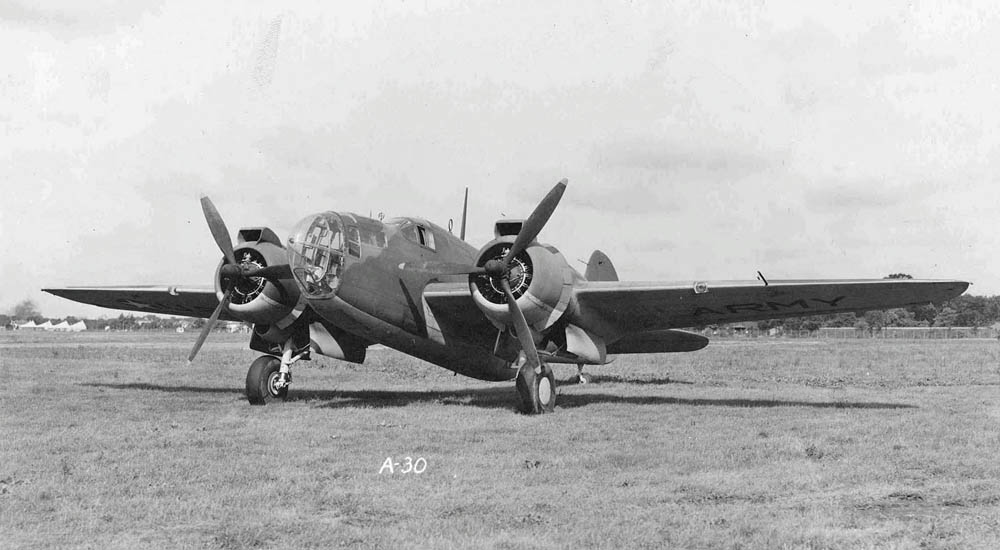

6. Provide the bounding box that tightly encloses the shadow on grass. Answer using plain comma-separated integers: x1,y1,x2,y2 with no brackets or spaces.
557,374,694,386
82,383,916,411
305,387,517,410
557,393,916,410
82,382,242,394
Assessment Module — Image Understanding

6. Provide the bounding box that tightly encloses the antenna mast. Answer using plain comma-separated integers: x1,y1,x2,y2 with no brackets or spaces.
460,187,469,241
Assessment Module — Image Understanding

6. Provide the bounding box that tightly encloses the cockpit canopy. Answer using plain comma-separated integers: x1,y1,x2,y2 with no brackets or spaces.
287,212,344,298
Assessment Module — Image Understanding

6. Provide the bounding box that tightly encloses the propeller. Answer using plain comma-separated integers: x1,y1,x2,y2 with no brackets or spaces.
492,180,565,389
200,196,236,266
187,287,232,363
399,179,567,405
503,179,566,267
187,196,293,364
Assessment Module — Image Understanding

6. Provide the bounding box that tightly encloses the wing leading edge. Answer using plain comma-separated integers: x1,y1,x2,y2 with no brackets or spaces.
42,286,233,320
572,279,970,336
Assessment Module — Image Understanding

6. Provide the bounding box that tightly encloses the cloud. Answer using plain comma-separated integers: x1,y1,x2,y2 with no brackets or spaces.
0,0,165,34
804,183,905,213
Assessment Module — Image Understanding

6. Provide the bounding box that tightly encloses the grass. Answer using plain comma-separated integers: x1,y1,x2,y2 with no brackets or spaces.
1,332,999,549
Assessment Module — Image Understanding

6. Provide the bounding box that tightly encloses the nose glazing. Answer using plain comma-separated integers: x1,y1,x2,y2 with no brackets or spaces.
286,212,345,298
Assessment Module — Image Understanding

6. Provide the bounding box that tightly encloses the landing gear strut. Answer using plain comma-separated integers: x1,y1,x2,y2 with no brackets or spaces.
573,363,590,384
245,338,307,405
515,360,556,414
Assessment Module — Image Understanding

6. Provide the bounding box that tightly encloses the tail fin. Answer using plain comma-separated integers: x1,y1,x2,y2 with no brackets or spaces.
585,250,618,281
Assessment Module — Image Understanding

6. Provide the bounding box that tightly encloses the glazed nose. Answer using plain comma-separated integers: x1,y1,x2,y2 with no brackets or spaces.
286,212,345,298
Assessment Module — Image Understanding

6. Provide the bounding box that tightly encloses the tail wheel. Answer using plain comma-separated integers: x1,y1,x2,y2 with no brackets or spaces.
246,355,287,405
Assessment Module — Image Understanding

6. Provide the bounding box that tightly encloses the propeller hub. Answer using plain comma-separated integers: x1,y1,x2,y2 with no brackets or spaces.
483,259,507,279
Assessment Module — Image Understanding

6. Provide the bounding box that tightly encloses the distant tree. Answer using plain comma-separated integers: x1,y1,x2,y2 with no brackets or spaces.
801,319,821,332
934,306,959,327
948,295,989,327
12,299,40,320
885,273,914,279
909,303,937,325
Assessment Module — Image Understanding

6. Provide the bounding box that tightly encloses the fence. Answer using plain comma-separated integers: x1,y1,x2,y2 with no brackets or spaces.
814,326,999,339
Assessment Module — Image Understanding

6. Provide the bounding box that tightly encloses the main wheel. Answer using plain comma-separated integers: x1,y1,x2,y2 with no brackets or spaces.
246,355,287,405
515,363,556,414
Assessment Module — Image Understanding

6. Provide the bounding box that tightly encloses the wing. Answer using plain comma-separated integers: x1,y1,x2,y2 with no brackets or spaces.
573,279,969,336
421,282,497,348
43,285,234,320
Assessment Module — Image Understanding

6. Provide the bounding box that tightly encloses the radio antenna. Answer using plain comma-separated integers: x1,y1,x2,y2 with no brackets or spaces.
460,187,468,241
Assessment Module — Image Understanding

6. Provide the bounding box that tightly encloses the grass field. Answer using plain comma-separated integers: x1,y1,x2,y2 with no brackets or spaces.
2,332,999,549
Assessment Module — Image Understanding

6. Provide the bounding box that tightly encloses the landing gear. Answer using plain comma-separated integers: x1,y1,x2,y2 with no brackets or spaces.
573,364,590,384
515,361,556,414
245,338,307,405
245,355,287,405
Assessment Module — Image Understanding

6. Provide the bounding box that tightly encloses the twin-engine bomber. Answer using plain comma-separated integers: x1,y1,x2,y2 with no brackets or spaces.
45,180,969,413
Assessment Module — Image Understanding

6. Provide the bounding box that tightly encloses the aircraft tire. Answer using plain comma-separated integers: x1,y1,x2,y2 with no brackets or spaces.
516,364,556,414
537,365,556,413
246,355,288,405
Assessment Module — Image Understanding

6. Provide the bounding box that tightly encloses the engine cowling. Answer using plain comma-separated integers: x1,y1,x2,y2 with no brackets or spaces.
469,238,575,332
214,228,301,328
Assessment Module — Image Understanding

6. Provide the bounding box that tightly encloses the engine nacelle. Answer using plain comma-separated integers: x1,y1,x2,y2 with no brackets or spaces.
214,227,302,327
469,238,575,332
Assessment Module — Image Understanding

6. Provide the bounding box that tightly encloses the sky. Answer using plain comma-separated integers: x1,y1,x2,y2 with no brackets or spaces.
2,0,998,319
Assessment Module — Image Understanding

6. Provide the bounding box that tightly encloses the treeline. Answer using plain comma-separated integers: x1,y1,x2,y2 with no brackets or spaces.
756,294,1000,333
1,312,212,331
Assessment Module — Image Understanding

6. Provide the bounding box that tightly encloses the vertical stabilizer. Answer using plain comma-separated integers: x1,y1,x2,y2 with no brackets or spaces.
585,250,618,281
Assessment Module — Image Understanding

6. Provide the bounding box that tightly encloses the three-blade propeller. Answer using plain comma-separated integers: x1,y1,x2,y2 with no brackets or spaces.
401,179,567,377
187,196,292,364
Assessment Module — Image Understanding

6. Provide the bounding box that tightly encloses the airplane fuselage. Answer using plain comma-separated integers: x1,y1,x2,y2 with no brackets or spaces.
285,211,517,381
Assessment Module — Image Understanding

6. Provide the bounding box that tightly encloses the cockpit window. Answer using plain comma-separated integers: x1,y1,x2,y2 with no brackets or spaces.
387,219,435,251
346,226,361,257
360,227,388,248
416,226,435,250
287,212,344,297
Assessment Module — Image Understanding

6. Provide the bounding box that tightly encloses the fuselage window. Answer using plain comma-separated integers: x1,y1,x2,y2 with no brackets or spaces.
346,226,361,257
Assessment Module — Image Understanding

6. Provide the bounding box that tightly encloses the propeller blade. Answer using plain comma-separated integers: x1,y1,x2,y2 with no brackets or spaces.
187,287,232,364
399,261,487,276
200,195,236,265
241,264,293,281
504,179,567,265
500,278,540,373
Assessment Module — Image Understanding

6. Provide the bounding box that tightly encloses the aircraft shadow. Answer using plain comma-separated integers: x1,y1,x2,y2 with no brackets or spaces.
308,387,515,410
82,382,242,395
83,382,916,411
556,393,916,410
557,374,694,386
